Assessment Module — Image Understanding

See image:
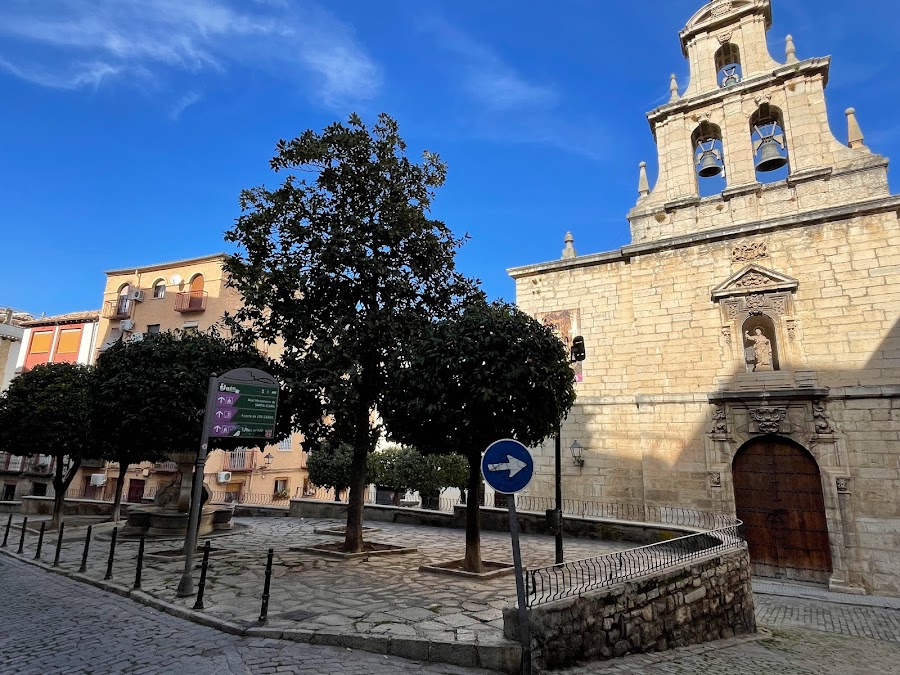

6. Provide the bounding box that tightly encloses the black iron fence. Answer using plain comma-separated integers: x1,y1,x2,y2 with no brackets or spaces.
524,522,744,607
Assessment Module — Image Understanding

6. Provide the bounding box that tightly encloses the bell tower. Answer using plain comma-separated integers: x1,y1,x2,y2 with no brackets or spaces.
628,0,890,244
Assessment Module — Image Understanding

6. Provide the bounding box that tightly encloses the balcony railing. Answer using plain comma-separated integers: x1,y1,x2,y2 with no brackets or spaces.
174,291,208,313
225,449,257,472
24,457,54,475
103,298,132,319
153,462,178,472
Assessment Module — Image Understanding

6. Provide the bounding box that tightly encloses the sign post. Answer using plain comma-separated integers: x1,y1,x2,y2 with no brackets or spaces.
482,439,535,674
176,368,279,598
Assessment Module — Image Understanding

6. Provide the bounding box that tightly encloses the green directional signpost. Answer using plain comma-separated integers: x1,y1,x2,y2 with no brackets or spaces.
177,368,280,597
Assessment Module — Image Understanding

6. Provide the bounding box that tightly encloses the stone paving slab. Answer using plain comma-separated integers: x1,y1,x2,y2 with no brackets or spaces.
753,578,900,609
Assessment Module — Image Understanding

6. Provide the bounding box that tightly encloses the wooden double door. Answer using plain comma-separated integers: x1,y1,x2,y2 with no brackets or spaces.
733,437,833,584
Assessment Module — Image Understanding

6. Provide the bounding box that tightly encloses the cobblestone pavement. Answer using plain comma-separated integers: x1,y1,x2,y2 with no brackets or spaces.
0,554,490,675
2,515,634,651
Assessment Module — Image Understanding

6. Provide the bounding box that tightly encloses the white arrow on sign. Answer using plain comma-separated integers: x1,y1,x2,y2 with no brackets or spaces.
487,455,528,478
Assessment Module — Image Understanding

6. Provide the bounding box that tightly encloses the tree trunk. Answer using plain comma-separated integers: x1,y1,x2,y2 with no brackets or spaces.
51,456,81,530
463,454,482,573
343,400,373,553
392,488,401,506
110,462,130,524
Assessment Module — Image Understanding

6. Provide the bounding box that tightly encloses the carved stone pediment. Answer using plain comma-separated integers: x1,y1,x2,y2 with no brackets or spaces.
749,407,787,434
711,264,799,300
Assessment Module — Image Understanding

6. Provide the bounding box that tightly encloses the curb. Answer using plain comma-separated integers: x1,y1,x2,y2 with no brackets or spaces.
0,546,521,673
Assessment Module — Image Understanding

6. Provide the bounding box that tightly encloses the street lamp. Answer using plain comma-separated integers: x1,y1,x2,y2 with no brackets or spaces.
553,336,587,565
264,453,274,467
570,440,585,467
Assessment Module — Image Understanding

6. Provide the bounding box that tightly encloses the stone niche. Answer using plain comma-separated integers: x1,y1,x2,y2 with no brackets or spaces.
503,548,756,671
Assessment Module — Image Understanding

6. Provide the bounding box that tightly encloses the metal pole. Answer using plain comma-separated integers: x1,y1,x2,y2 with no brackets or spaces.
133,535,145,590
554,425,563,565
508,500,532,674
79,525,93,573
16,517,27,554
177,374,217,598
193,540,211,610
34,521,46,560
258,548,273,624
1,513,11,547
104,526,118,580
53,522,65,567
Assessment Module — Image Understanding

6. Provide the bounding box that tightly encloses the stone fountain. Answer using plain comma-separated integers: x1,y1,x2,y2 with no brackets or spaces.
122,451,234,538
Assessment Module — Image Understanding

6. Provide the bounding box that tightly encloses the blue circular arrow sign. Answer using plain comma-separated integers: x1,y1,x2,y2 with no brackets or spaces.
481,439,534,495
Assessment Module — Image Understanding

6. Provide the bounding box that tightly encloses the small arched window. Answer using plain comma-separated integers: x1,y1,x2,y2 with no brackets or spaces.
750,104,789,183
117,283,131,316
691,121,726,196
715,43,742,88
152,278,166,299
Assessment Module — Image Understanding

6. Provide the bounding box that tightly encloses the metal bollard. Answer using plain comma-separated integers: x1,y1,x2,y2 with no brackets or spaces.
133,535,145,590
16,517,27,554
1,514,11,548
53,522,65,567
79,525,93,573
258,548,274,624
34,521,46,560
193,541,211,610
104,527,118,580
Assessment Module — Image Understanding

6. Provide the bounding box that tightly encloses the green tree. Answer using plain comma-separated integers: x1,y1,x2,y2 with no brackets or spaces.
368,444,425,505
90,329,293,524
380,300,577,572
417,454,469,509
306,443,356,501
224,113,480,552
0,363,100,529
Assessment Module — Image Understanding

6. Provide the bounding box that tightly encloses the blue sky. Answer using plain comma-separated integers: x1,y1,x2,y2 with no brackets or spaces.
2,0,898,317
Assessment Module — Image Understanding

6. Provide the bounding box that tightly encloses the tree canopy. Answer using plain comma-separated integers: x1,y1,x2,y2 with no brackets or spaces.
381,299,577,571
0,362,99,527
224,113,480,551
306,443,356,500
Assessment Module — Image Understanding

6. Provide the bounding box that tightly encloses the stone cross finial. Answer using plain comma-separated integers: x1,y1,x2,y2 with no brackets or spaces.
845,108,866,149
561,232,577,260
785,34,798,64
669,74,680,102
638,162,650,197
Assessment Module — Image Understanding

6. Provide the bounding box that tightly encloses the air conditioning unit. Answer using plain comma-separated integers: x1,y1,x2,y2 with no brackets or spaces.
129,289,145,302
128,332,144,343
89,473,107,487
217,471,232,484
120,319,136,332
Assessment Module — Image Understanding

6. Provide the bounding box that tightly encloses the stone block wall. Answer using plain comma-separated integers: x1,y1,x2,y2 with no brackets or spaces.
504,548,755,671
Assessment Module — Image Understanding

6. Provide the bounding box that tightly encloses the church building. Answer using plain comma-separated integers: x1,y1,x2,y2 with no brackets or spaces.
510,0,900,597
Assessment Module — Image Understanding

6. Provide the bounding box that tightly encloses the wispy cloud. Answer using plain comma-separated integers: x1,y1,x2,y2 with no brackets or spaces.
169,90,203,121
0,0,380,108
423,17,558,113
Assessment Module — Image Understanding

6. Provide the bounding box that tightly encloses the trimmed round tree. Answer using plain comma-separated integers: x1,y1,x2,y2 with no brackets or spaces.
380,300,576,572
0,363,99,529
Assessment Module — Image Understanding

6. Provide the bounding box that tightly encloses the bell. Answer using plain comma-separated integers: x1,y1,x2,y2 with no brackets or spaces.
755,138,788,172
721,66,741,88
697,150,723,178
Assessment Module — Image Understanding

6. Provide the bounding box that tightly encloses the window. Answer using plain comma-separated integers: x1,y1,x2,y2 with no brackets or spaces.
182,321,199,332
147,324,161,334
274,478,289,495
277,438,292,451
31,483,48,497
29,331,53,355
56,329,81,355
153,281,166,299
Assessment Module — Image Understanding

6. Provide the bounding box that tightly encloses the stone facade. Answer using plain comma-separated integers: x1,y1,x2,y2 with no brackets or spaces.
503,549,756,670
509,0,900,597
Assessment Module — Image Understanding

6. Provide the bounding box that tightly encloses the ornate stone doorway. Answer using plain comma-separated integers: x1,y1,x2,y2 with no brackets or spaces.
732,436,832,584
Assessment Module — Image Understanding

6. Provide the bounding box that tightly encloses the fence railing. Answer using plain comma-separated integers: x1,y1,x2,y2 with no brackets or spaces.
524,522,744,607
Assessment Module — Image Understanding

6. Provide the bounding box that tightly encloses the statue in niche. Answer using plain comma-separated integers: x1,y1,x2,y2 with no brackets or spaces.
744,327,774,372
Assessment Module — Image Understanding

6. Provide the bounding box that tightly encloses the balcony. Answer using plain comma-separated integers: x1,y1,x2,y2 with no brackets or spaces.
0,453,24,473
153,462,178,472
103,298,132,320
174,291,208,313
225,449,257,472
24,456,54,475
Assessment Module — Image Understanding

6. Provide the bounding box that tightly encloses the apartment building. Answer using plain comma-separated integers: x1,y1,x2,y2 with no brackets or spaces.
90,253,309,505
